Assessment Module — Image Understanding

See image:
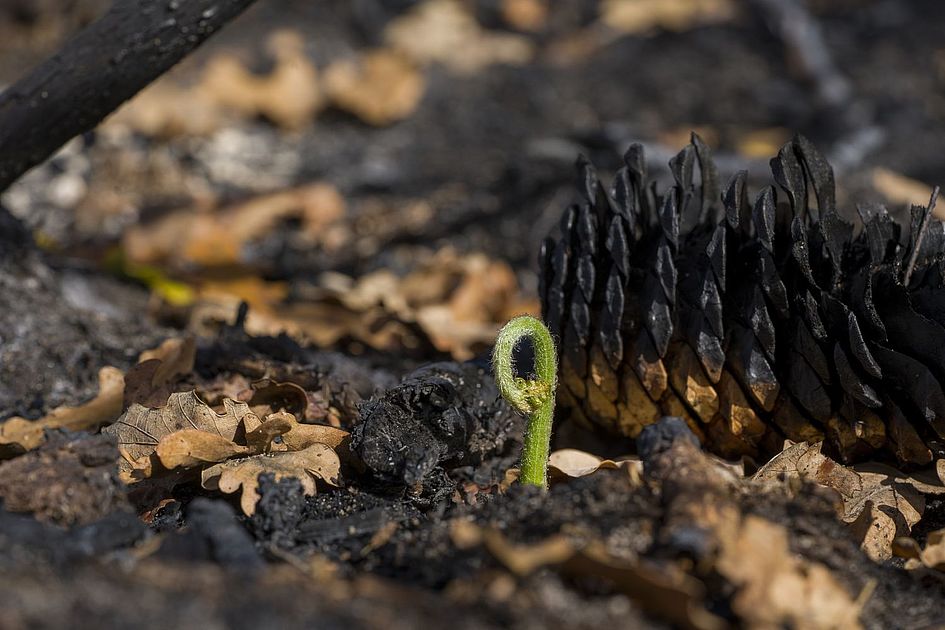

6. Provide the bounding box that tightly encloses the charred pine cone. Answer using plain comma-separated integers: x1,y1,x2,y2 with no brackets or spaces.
540,134,945,464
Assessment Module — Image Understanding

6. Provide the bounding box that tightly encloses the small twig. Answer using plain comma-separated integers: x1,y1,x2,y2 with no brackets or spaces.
749,0,852,109
903,185,940,286
492,315,558,488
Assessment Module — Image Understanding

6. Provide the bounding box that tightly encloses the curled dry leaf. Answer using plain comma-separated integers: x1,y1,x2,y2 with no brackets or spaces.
0,336,197,458
104,391,254,471
238,378,309,420
0,366,125,458
547,448,642,485
384,0,534,74
123,336,196,409
754,441,943,561
323,49,426,126
201,443,341,515
243,412,294,453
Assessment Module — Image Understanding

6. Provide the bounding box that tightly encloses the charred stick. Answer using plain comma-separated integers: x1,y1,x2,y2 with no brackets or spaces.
0,0,259,193
903,186,941,286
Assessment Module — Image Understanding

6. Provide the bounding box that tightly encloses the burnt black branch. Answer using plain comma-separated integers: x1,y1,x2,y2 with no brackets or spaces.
0,0,259,193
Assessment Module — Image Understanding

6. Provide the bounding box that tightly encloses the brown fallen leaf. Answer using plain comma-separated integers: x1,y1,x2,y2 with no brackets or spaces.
564,544,727,630
385,0,534,74
104,391,255,468
279,413,350,452
189,247,536,360
648,427,865,629
323,49,426,126
484,531,575,577
501,0,548,31
871,168,945,219
547,448,643,485
736,127,791,159
153,430,250,472
754,441,940,561
449,521,725,630
200,30,323,130
0,366,125,457
201,443,341,515
600,0,735,34
716,514,864,629
238,379,310,420
123,183,345,270
111,29,323,135
894,529,945,573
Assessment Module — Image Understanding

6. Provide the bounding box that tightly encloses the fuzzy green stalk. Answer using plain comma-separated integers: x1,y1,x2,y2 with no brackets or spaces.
492,315,558,488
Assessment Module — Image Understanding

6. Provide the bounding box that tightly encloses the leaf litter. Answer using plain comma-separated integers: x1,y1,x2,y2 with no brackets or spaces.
5,2,945,627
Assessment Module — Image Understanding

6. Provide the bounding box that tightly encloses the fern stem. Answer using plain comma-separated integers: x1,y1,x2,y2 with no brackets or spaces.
492,315,558,488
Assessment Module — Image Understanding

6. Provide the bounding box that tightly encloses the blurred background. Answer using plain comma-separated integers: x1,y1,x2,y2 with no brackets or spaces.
3,0,944,364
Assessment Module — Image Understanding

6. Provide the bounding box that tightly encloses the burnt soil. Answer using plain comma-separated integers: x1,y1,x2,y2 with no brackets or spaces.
4,1,945,628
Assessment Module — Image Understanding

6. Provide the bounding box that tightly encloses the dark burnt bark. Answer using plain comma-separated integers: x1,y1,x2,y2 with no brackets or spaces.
0,0,259,192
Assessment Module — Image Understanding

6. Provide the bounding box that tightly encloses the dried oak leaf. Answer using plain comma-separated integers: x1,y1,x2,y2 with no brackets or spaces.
0,366,124,458
104,391,254,471
145,413,292,475
154,430,250,472
201,443,341,515
278,413,350,452
754,441,941,561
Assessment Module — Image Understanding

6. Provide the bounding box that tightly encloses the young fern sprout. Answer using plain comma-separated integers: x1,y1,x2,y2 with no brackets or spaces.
492,315,558,488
